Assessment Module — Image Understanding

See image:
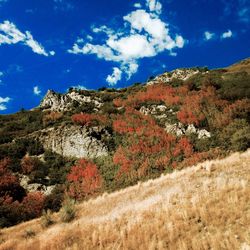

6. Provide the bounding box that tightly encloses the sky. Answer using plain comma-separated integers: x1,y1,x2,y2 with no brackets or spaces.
0,0,249,114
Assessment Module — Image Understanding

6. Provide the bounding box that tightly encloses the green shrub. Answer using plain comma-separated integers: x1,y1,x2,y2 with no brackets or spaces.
59,198,76,223
44,185,64,212
219,119,250,151
41,210,54,228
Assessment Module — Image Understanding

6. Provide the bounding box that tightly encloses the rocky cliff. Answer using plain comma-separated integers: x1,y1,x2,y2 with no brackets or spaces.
147,68,206,85
40,90,103,112
34,125,110,158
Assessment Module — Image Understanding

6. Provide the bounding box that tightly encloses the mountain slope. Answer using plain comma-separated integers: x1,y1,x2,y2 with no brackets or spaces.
0,150,249,250
0,58,249,229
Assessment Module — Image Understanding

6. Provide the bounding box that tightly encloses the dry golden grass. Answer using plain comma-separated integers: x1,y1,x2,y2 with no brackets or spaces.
226,58,250,74
0,150,250,250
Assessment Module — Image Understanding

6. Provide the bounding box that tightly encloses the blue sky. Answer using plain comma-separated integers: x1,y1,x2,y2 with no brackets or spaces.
0,0,249,114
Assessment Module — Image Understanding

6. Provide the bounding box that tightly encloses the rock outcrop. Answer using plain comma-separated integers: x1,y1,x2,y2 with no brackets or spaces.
19,175,55,196
147,68,203,85
164,122,211,139
34,125,110,158
139,104,211,139
40,90,103,112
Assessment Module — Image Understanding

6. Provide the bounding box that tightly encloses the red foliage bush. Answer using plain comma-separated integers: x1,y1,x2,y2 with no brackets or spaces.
67,159,103,200
173,137,193,158
118,83,181,107
0,158,25,201
21,192,45,219
113,108,156,135
21,156,34,174
113,109,178,179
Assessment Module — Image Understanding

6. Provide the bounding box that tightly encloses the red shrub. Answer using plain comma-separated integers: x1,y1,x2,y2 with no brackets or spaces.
173,137,194,158
21,156,34,174
0,158,25,201
67,159,103,200
21,192,45,219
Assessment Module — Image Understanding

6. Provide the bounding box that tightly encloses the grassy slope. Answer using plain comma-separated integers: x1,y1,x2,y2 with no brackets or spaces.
0,150,249,250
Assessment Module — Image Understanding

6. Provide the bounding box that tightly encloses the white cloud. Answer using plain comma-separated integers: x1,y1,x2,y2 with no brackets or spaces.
86,35,93,41
33,86,41,95
70,85,87,90
0,20,53,56
204,31,215,40
134,3,142,8
122,62,139,80
50,50,56,56
146,0,162,15
221,29,233,39
25,31,49,56
68,0,185,85
106,67,122,85
0,96,10,111
0,96,10,103
0,104,7,110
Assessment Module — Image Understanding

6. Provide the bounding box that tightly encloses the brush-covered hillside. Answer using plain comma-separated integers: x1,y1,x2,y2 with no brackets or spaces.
0,58,250,228
0,150,249,250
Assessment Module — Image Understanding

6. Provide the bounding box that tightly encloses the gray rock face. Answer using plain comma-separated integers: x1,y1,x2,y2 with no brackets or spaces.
147,68,202,85
164,122,211,139
19,175,55,196
139,105,211,139
40,90,103,112
35,125,109,158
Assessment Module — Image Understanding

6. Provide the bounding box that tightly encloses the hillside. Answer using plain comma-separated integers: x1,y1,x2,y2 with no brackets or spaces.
0,150,249,250
0,58,249,228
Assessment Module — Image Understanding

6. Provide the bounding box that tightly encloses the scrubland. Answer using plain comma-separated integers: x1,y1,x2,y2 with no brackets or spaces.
0,149,249,250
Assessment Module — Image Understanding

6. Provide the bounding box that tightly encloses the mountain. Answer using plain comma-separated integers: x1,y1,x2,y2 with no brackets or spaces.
226,57,250,74
0,150,249,249
0,58,249,229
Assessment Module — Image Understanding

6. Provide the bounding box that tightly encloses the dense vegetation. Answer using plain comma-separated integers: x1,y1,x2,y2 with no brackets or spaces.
0,60,249,228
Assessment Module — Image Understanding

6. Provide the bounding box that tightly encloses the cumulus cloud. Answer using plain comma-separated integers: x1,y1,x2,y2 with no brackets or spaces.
0,96,10,111
221,29,233,39
68,0,185,85
134,3,142,8
33,86,41,95
49,50,56,56
204,31,215,40
0,20,53,56
106,67,122,86
72,85,87,90
146,0,162,15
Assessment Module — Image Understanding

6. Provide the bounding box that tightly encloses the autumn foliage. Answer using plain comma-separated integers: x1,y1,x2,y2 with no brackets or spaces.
0,158,45,226
21,155,35,174
0,158,25,201
21,192,45,219
67,159,103,200
113,109,178,179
